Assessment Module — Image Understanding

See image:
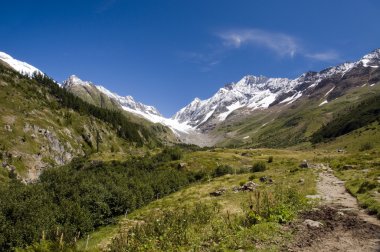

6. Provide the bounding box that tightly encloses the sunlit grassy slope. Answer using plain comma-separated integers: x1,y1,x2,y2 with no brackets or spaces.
76,148,318,251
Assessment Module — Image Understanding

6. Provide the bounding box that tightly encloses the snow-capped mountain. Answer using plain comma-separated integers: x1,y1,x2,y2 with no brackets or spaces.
173,49,380,129
62,75,193,134
173,76,296,127
63,75,162,117
0,52,43,76
1,48,379,139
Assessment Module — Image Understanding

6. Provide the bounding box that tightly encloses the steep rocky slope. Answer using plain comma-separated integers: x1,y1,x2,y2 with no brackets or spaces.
0,63,160,182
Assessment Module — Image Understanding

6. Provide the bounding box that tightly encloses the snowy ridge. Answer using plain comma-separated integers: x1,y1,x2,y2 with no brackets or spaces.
0,52,43,77
173,49,380,129
62,75,92,88
173,75,298,127
62,75,192,134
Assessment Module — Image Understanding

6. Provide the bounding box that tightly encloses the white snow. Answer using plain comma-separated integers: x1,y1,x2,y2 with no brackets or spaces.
0,51,43,77
280,92,302,104
218,101,244,121
199,109,215,124
360,58,378,68
319,100,328,106
173,75,298,128
121,105,193,134
324,86,335,97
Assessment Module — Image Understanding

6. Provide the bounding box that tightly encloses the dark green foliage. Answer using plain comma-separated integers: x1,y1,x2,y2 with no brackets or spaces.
157,147,183,162
251,161,267,172
268,156,273,163
312,94,380,143
0,150,199,251
359,142,374,151
357,180,378,194
212,165,233,177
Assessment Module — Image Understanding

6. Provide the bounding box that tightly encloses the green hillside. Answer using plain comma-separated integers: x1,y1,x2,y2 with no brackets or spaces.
213,81,380,149
0,64,161,182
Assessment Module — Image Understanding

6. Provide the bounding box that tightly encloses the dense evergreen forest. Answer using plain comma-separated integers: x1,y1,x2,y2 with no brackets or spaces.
0,147,204,250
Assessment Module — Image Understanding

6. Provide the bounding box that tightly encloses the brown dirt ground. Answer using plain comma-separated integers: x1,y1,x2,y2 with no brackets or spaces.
285,165,380,252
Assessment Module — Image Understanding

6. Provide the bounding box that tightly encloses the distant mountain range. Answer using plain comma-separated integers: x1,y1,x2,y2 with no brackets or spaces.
1,49,379,146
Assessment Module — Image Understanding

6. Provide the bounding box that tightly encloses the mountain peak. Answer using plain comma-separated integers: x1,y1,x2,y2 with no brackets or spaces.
363,48,380,59
360,48,380,68
63,75,92,88
191,97,202,104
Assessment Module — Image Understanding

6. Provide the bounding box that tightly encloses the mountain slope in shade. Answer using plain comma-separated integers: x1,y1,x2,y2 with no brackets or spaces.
173,49,380,131
0,52,43,76
62,75,193,135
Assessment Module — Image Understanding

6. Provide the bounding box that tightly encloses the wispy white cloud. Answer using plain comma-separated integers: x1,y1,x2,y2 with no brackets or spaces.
218,29,299,57
305,51,340,61
217,28,340,62
179,28,340,72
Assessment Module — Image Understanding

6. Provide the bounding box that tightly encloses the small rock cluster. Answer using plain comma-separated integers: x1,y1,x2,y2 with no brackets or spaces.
259,176,273,183
209,187,227,197
210,181,259,196
303,219,323,228
233,181,259,192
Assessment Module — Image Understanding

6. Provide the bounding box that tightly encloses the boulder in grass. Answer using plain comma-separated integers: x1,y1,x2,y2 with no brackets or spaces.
299,160,309,168
210,187,227,197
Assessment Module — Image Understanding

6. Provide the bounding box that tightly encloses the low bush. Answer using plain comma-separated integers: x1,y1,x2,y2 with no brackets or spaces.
213,165,233,177
359,142,374,151
251,161,266,172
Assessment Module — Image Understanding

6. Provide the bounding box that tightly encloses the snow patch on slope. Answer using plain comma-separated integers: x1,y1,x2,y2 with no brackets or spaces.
63,75,193,134
218,101,244,121
0,52,43,76
319,100,328,106
324,86,335,97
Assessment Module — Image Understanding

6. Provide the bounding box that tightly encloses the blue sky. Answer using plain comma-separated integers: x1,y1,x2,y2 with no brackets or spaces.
1,0,380,116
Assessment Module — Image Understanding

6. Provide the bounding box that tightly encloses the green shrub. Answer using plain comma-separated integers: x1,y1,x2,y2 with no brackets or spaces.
248,174,256,180
359,142,374,151
357,180,378,194
251,161,266,173
0,155,199,250
239,180,247,186
213,165,233,177
268,156,273,163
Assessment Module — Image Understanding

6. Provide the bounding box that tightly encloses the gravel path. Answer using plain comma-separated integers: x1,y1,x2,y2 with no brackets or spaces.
288,165,380,252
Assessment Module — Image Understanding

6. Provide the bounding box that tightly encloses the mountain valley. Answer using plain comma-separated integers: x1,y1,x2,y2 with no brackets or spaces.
0,49,379,251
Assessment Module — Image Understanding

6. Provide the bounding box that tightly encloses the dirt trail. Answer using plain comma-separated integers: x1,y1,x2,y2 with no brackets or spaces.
288,164,380,252
317,165,380,226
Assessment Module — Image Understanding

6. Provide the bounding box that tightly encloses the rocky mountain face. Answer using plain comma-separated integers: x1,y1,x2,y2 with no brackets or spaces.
173,49,380,132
